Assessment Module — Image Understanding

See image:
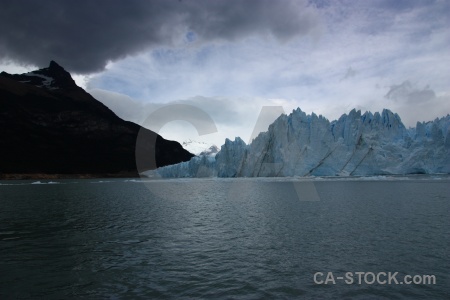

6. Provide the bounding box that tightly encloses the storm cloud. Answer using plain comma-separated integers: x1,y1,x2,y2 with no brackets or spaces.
385,81,436,104
0,0,320,73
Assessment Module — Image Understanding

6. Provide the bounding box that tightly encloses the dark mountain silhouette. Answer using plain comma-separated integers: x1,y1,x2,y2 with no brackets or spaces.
0,61,193,178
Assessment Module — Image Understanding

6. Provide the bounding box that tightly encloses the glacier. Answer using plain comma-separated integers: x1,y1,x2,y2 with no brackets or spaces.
145,108,450,178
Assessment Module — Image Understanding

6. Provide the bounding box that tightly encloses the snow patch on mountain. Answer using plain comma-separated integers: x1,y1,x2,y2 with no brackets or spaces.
20,72,60,90
182,139,219,156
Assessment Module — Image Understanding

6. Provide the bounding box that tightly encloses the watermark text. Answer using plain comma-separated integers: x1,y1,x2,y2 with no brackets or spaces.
313,272,436,285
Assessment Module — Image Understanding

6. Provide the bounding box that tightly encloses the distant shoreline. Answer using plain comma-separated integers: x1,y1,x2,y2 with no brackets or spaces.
2,173,448,181
0,172,140,180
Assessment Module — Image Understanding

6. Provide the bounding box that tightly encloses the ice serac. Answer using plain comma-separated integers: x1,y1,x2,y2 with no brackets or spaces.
216,137,247,177
153,108,450,178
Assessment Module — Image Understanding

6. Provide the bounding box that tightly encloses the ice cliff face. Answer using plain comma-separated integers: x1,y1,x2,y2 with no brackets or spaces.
149,108,450,177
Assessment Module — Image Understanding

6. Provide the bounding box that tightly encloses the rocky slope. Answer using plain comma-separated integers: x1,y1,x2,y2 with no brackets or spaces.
0,61,193,177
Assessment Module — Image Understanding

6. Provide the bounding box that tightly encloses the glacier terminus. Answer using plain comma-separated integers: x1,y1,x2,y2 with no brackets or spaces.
146,108,450,178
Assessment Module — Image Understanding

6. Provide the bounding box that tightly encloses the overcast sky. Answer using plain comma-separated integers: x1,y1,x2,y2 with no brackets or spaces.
1,0,449,146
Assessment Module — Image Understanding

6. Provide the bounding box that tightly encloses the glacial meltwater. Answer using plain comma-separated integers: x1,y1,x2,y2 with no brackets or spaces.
1,177,449,299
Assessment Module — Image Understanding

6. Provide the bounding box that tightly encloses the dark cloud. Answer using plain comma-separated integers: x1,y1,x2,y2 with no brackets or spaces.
340,67,356,81
0,0,319,74
377,0,441,12
385,80,436,103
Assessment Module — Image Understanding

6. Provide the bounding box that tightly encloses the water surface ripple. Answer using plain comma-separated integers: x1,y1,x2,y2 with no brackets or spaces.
0,177,449,299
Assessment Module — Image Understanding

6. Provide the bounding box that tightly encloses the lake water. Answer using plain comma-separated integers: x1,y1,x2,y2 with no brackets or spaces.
1,176,449,299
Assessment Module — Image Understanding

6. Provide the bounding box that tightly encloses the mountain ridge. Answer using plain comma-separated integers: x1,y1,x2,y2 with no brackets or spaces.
0,61,194,178
182,139,219,156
